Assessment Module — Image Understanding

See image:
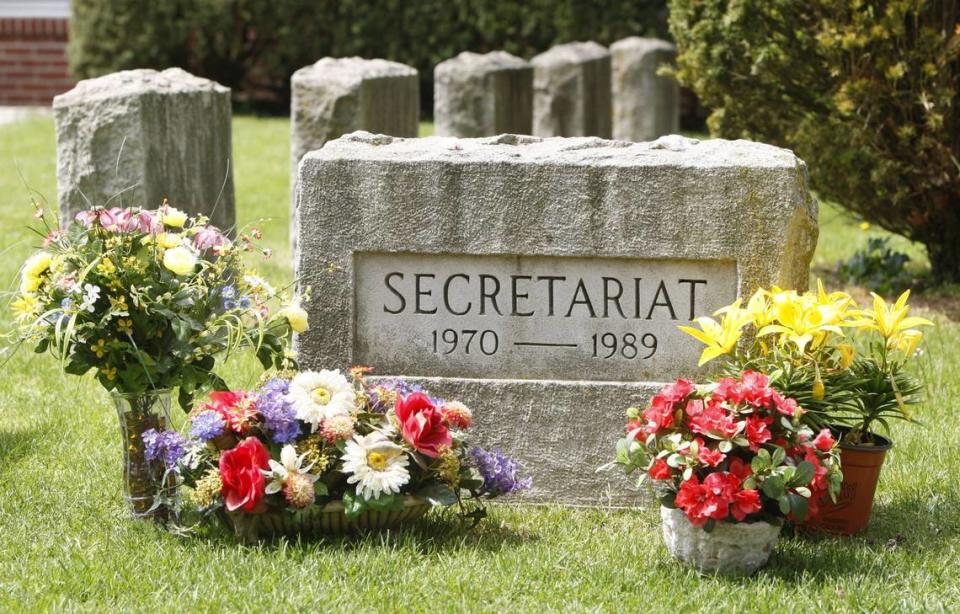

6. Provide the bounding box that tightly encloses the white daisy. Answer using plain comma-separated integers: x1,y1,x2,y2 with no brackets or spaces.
287,369,357,432
342,432,410,500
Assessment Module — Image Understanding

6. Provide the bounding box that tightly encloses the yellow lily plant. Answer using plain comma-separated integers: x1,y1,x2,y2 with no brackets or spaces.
678,280,933,443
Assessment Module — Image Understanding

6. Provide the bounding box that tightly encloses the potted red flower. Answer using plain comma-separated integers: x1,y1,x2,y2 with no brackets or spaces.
606,371,842,574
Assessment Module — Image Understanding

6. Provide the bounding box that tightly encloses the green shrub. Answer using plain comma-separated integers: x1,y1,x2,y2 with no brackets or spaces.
69,0,668,114
668,0,960,282
837,236,913,295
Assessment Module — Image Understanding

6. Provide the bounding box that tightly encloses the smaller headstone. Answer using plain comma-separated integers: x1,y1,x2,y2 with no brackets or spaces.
531,41,612,138
611,37,679,142
434,51,533,137
290,57,419,254
54,68,234,231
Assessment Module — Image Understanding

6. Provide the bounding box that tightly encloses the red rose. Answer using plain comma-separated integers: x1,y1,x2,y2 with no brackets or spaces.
813,429,836,452
395,392,452,458
219,437,271,513
648,458,673,480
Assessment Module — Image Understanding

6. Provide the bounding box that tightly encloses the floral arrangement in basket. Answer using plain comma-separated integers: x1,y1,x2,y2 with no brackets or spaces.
146,367,530,541
6,202,301,518
609,371,842,529
678,281,932,444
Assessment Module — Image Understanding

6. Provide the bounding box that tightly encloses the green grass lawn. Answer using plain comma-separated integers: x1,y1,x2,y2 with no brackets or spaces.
1,116,959,612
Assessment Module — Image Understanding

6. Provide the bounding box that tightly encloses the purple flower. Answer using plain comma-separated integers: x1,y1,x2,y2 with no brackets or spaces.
142,429,187,469
469,447,532,496
257,378,300,443
190,410,225,441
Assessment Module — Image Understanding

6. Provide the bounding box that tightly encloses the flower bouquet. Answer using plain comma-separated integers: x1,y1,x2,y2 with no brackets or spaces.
608,371,841,574
155,367,530,543
679,282,931,533
7,203,301,519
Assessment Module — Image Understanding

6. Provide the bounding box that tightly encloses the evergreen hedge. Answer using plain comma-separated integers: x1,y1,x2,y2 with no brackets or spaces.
69,0,668,114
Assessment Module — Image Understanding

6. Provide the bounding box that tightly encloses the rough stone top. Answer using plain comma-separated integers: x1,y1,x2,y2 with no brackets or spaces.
435,50,530,74
306,131,803,170
610,36,676,53
292,57,417,86
531,41,609,67
54,68,227,107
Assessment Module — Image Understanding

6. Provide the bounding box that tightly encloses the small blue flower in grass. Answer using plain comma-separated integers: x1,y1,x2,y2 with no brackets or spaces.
223,298,236,310
190,410,225,441
220,285,236,299
257,378,300,443
470,447,532,496
237,296,252,310
142,429,187,469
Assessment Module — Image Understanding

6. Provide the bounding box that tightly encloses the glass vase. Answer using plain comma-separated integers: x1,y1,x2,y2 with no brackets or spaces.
111,389,179,521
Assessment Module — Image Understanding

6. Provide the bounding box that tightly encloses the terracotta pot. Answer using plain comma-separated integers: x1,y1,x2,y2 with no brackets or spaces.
813,431,892,535
660,507,782,575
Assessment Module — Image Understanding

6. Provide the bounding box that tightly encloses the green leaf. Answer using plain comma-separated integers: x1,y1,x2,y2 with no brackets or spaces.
761,475,786,499
718,440,733,453
771,447,786,467
788,492,809,522
365,493,405,512
342,490,365,519
416,482,458,507
778,496,791,515
313,481,329,497
792,461,815,487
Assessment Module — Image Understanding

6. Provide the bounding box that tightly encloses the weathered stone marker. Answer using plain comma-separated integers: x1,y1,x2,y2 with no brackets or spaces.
290,57,418,254
611,37,679,142
295,132,818,506
531,41,612,138
54,68,234,231
434,51,533,137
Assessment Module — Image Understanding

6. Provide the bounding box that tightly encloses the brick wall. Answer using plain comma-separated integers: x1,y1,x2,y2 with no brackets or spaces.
0,17,75,106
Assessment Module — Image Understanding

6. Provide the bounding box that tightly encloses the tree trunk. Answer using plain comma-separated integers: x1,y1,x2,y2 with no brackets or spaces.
919,193,960,285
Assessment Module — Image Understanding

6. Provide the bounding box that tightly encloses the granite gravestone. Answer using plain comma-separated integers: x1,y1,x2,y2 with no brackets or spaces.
54,68,235,231
611,37,680,142
290,57,419,255
434,51,533,137
531,42,612,138
294,132,818,506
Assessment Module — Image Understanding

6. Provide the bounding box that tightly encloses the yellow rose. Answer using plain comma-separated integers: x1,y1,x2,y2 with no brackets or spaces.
162,246,198,276
161,206,189,228
154,233,183,249
281,301,309,333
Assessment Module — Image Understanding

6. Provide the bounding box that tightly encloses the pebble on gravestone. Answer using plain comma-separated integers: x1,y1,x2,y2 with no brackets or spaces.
611,37,680,142
293,131,818,507
434,51,533,137
531,41,612,138
54,68,235,232
290,57,418,255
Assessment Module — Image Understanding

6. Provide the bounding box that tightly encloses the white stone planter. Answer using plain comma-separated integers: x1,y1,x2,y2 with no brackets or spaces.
660,506,782,575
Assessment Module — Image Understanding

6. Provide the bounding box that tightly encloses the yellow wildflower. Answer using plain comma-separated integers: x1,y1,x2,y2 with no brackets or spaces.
859,221,871,231
117,319,134,335
96,258,117,276
100,366,117,381
190,469,223,508
91,338,108,358
109,294,128,312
